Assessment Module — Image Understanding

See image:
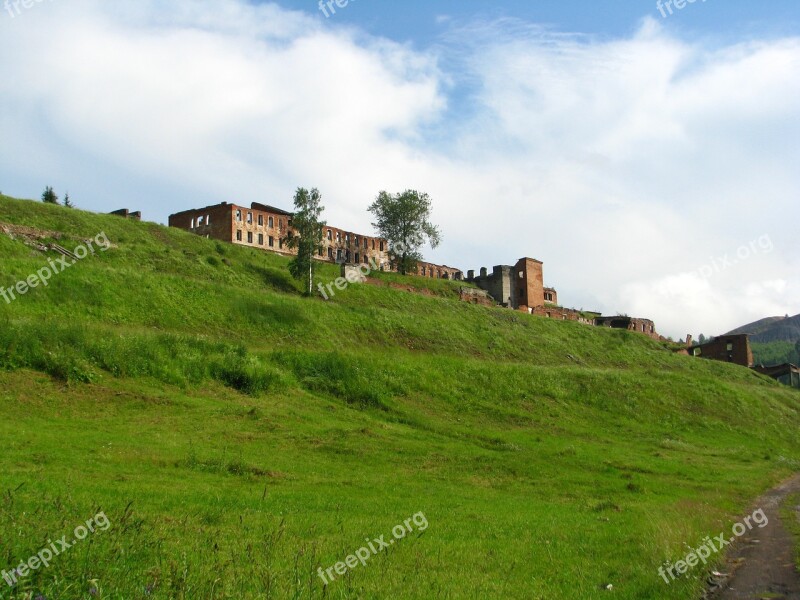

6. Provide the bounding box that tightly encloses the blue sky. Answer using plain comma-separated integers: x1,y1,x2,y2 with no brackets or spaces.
278,0,800,43
1,0,798,338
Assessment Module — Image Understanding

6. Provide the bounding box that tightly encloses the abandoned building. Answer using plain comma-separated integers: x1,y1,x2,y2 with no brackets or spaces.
687,334,754,368
753,363,800,389
595,316,659,340
110,208,142,221
171,202,665,337
168,201,461,279
466,258,553,310
466,258,652,332
683,335,798,384
417,261,463,281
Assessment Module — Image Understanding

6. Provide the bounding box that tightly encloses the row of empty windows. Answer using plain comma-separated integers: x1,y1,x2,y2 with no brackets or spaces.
235,210,289,230
190,215,211,228
229,214,383,253
320,247,374,264
236,230,282,249
234,230,383,262
325,230,384,251
421,266,455,280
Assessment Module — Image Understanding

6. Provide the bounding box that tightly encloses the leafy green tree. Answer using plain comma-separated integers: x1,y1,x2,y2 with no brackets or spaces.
286,188,325,296
64,192,74,208
368,189,441,275
795,339,800,364
41,186,59,205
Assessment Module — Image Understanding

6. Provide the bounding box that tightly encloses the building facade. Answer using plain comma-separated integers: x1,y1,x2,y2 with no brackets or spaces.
688,334,754,368
466,257,657,334
168,201,461,278
466,258,551,309
417,261,463,281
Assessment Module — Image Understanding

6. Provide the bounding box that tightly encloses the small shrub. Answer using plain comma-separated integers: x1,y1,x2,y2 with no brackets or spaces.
210,351,287,396
271,350,390,410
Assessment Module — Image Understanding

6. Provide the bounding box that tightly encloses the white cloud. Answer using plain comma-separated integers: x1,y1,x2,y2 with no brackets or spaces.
0,4,798,338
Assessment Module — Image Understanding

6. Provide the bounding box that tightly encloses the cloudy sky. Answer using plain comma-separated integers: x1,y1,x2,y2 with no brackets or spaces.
1,0,798,339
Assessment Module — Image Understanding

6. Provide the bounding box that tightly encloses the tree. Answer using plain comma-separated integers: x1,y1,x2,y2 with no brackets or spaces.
698,334,707,344
368,189,441,275
41,186,59,205
285,188,325,296
64,192,74,208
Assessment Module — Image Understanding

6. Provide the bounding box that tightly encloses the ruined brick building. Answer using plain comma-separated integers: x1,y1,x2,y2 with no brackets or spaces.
465,257,656,335
466,258,559,312
170,201,659,338
687,334,754,367
169,202,463,279
595,316,658,340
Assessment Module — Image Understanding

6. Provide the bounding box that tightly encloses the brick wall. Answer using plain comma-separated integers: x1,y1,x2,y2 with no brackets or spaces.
171,202,454,272
595,316,660,340
515,258,545,309
168,203,235,243
321,224,388,268
526,305,595,324
418,261,463,281
689,334,753,367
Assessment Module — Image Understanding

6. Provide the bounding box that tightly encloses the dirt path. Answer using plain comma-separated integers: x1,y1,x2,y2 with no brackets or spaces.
706,474,800,600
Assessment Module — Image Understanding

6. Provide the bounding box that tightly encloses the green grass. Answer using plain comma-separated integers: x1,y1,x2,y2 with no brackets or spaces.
0,194,799,599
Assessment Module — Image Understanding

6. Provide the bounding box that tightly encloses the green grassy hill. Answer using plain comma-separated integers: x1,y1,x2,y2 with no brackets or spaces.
1,194,799,599
728,314,800,343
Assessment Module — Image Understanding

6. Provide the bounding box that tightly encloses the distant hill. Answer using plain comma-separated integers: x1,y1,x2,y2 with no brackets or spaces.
727,314,800,366
727,313,800,343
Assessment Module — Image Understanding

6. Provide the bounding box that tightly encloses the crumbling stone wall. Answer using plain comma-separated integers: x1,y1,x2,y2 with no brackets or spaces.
595,316,660,340
110,209,142,221
689,334,753,367
466,258,548,309
169,203,239,246
417,261,463,281
526,305,596,324
322,224,387,268
466,265,516,307
515,258,545,309
459,287,494,307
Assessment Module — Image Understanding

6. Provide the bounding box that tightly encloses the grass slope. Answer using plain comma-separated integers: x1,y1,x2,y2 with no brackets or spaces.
0,195,799,600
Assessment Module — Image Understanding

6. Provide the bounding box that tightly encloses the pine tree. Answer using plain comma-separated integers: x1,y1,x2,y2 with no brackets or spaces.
41,186,59,205
64,193,74,208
